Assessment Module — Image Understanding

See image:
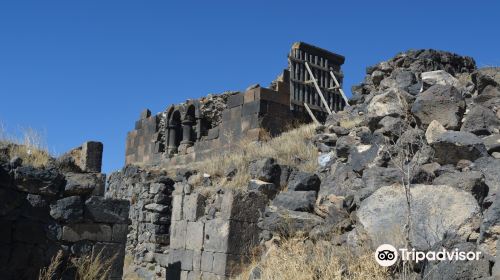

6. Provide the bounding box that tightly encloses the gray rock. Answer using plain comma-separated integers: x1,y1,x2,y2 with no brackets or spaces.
336,136,358,158
432,131,488,164
472,157,500,205
84,196,129,223
411,84,465,130
357,184,480,250
13,166,64,196
479,194,500,256
248,179,278,199
259,207,323,236
362,167,401,197
433,171,488,204
287,171,320,192
425,120,446,145
483,134,500,154
248,158,280,184
49,196,83,222
420,70,459,90
366,89,408,119
64,172,105,196
348,144,384,173
272,191,316,212
423,253,490,280
375,116,403,138
461,105,500,136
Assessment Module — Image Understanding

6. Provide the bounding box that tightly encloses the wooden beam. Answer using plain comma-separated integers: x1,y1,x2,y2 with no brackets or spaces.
329,71,350,106
303,103,320,125
304,62,333,115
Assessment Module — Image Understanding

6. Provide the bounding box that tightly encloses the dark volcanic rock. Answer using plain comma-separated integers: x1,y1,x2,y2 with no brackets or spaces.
411,84,466,130
287,171,320,192
431,131,488,164
248,158,281,184
13,166,64,196
461,105,500,136
49,196,83,223
84,196,129,224
271,191,316,212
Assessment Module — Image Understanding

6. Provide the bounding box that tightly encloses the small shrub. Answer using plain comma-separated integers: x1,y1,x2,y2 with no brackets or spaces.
0,123,51,167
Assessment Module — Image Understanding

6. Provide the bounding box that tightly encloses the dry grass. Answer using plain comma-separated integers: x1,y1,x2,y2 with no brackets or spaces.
235,237,390,280
39,250,64,280
0,122,51,167
38,250,116,280
194,124,318,188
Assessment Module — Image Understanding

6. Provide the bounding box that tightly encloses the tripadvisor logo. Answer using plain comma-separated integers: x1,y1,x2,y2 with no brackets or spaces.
374,244,482,267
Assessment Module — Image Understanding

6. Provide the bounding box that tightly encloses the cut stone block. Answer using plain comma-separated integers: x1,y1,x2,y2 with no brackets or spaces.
170,220,188,249
221,190,268,222
172,194,184,221
203,219,229,253
186,221,204,251
62,224,112,242
183,193,206,222
201,251,214,272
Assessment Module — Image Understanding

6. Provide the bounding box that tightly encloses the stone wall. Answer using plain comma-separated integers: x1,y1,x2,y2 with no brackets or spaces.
167,186,268,279
106,166,174,279
0,141,129,280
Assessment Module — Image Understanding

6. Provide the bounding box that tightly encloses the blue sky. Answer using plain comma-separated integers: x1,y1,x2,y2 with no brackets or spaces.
0,1,498,174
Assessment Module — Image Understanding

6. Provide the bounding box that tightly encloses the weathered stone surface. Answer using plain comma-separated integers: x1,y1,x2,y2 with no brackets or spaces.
81,141,103,173
357,184,480,250
271,191,316,212
259,207,323,236
421,69,459,87
348,144,384,173
203,219,229,253
423,243,490,280
286,171,320,192
479,194,500,256
64,172,105,196
366,89,408,119
472,157,500,204
431,131,488,164
183,193,205,221
361,167,401,199
425,120,446,144
61,224,112,242
172,194,184,221
49,196,83,222
186,221,204,251
171,220,188,249
433,171,488,204
145,203,169,213
461,105,500,136
201,251,214,272
92,242,125,278
411,84,465,129
336,136,358,158
13,166,64,196
84,196,129,224
221,190,267,222
483,134,500,154
247,179,278,199
248,158,280,183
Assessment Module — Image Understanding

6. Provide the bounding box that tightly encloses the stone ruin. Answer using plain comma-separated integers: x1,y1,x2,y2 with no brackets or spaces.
125,42,347,167
0,141,129,280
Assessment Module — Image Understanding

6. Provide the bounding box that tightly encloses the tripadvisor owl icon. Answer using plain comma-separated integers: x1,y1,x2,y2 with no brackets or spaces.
375,244,398,267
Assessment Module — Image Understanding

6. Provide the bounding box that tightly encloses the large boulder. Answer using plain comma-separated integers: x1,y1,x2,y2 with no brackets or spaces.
460,105,500,136
483,134,500,154
479,194,500,256
366,89,408,119
420,70,459,90
411,84,465,130
425,120,446,144
357,184,480,250
271,191,316,212
433,171,488,204
431,131,488,164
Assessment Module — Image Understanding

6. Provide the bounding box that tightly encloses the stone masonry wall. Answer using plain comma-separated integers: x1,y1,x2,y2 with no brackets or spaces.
166,186,268,280
0,141,129,280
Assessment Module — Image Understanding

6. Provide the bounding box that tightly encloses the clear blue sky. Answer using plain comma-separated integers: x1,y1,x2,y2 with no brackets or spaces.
1,1,498,174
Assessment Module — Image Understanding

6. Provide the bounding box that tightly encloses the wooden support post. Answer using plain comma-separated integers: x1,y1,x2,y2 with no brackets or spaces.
303,103,320,125
305,62,333,115
329,71,350,106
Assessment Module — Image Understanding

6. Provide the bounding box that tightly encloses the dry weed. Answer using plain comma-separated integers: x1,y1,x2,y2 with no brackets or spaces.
235,237,390,280
194,124,318,189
